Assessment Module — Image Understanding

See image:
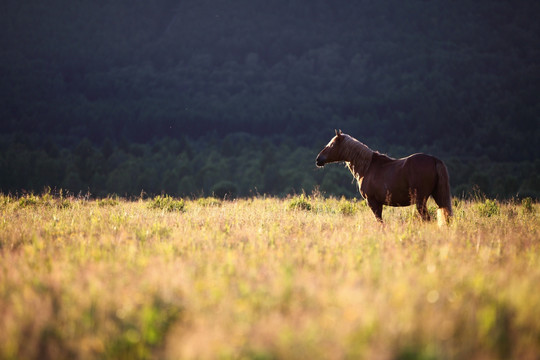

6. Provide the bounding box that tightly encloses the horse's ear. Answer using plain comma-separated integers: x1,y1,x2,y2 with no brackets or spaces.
335,129,343,137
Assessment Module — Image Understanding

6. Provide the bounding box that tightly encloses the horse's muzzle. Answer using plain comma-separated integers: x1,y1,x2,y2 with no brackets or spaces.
316,156,325,167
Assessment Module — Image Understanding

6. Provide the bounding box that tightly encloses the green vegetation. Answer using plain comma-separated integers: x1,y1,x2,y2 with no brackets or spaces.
97,195,120,207
337,197,361,216
476,199,500,218
521,197,534,215
197,197,223,207
148,195,185,212
288,193,313,211
1,193,539,359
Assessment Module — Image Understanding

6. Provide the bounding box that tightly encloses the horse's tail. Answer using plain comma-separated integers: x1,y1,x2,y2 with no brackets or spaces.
435,159,452,226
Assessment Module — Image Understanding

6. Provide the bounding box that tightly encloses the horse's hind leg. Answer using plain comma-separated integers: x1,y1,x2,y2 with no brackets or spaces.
416,199,431,221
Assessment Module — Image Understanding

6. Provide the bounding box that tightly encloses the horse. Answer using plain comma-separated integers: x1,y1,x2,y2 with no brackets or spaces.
316,130,452,225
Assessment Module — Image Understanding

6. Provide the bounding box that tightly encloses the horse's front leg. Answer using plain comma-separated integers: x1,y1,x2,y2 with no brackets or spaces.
367,199,383,222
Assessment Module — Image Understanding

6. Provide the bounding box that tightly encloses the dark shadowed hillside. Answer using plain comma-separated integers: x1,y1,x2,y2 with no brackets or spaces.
1,0,539,198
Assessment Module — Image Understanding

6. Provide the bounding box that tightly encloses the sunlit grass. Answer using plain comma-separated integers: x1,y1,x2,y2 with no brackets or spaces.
0,193,538,359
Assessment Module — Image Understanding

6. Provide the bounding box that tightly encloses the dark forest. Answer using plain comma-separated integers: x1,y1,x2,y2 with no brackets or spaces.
1,0,539,198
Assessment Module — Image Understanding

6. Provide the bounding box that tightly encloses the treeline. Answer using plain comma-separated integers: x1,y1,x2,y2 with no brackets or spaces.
0,133,341,198
1,133,538,199
0,0,539,198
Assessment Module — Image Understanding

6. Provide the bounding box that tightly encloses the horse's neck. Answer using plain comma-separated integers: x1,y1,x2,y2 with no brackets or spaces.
343,137,374,180
347,160,370,180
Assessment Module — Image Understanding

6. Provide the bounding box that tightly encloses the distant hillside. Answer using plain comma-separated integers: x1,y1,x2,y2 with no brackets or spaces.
1,0,539,198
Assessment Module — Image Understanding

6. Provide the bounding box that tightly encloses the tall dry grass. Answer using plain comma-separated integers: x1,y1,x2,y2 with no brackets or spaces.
0,193,539,359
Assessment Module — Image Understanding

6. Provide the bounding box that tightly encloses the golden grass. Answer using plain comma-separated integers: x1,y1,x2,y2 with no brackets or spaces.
0,194,539,359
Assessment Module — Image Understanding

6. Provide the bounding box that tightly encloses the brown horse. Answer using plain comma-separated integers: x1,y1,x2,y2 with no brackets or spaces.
316,130,452,225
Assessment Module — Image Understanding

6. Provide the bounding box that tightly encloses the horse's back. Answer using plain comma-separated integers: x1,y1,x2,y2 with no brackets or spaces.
402,153,438,167
403,153,439,187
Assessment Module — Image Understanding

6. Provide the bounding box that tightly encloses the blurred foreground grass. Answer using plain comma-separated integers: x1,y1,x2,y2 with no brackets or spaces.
1,193,539,359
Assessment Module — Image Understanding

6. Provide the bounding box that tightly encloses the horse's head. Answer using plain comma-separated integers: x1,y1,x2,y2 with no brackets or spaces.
316,129,346,167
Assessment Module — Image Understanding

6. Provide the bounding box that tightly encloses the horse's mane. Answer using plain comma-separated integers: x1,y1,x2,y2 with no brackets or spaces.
341,134,375,180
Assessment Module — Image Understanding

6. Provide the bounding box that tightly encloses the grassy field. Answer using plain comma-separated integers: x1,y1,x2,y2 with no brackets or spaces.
0,192,539,359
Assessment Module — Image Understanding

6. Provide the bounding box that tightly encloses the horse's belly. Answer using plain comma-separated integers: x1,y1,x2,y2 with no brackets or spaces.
384,194,412,206
363,187,411,206
370,181,416,206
